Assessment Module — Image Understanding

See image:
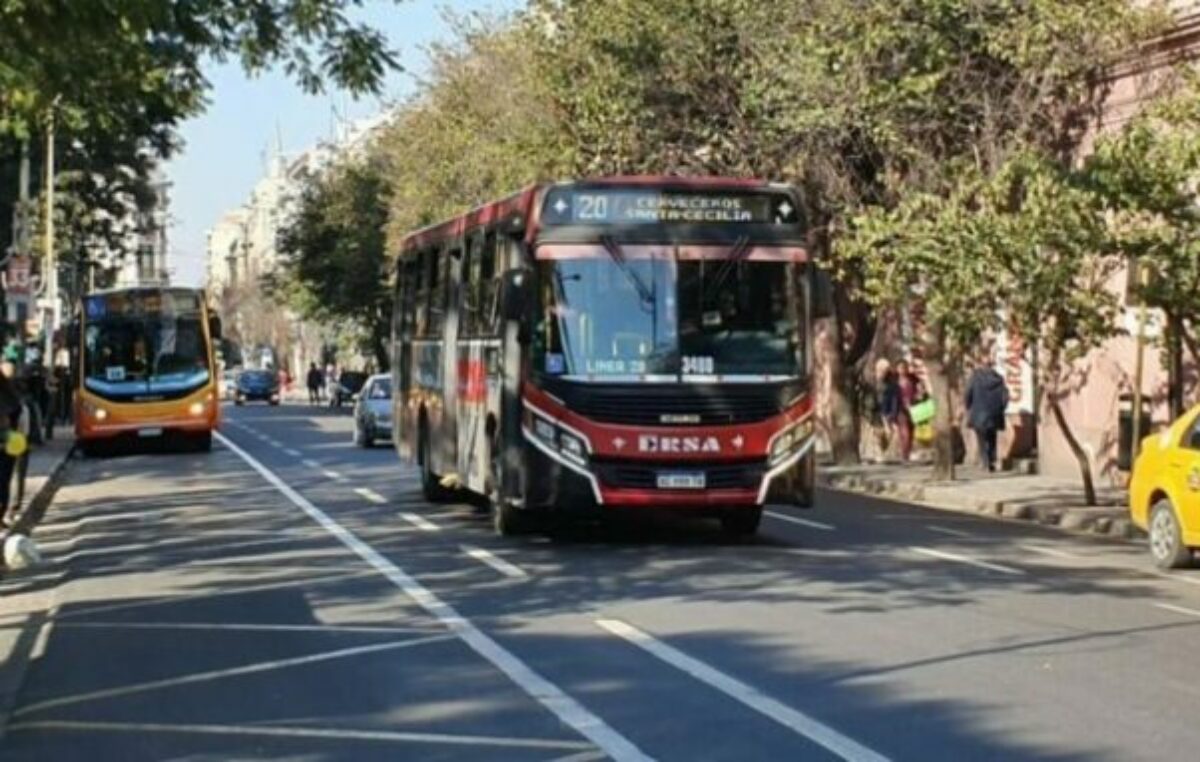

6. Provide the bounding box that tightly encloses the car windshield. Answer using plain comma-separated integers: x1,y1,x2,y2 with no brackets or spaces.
368,379,392,399
533,255,804,380
241,371,274,384
83,290,211,397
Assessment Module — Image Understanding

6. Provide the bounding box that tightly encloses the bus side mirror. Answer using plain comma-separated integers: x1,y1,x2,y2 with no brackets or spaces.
812,269,834,320
501,268,533,324
209,315,223,341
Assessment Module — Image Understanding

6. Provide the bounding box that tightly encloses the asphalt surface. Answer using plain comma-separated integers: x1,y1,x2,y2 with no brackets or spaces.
5,401,1200,760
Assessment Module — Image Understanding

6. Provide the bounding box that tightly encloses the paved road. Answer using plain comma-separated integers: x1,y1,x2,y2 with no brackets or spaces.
5,402,1200,760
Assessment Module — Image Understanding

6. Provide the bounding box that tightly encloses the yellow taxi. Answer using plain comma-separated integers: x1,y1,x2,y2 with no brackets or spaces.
1129,403,1200,569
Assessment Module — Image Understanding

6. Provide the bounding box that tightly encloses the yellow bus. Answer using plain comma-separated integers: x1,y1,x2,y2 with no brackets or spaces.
72,287,222,455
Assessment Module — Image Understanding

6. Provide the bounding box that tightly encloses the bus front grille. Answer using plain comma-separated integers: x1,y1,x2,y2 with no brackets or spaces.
544,381,798,426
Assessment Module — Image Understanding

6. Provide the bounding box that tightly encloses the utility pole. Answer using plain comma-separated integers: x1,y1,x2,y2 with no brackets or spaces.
1131,262,1150,463
42,105,57,368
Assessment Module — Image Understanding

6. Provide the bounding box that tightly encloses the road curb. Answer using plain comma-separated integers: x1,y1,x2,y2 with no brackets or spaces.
817,472,1141,542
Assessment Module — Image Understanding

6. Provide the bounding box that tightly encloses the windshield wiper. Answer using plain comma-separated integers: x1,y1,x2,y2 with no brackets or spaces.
703,235,753,303
600,235,656,309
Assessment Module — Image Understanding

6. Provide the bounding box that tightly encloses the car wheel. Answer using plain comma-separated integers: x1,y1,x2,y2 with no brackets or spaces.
1149,499,1192,570
720,507,763,538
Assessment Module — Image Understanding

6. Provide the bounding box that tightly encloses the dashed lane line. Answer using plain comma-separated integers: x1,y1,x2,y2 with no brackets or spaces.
596,619,889,762
302,459,322,469
462,545,528,579
764,511,835,532
284,448,302,457
400,512,440,532
214,432,648,761
1153,602,1200,619
323,469,345,481
910,546,1024,576
1017,543,1079,560
927,525,972,538
355,487,388,504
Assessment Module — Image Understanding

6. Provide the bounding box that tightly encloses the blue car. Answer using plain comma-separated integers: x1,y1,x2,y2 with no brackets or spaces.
235,370,281,406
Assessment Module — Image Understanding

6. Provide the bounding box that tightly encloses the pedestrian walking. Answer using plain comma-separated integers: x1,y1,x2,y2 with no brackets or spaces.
306,363,322,405
965,352,1010,472
894,359,924,462
871,358,901,462
0,363,29,528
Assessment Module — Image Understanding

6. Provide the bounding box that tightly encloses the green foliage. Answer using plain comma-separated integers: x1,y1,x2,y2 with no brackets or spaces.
277,151,392,369
1086,76,1200,339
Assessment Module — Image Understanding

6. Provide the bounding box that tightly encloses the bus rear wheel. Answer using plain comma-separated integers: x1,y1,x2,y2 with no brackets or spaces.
489,449,532,536
419,425,454,503
720,507,763,538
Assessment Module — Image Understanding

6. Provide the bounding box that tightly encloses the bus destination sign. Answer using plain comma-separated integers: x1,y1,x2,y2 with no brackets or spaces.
541,188,798,226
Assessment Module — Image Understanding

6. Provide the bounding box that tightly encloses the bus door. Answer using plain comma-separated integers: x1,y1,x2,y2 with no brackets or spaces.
455,232,495,493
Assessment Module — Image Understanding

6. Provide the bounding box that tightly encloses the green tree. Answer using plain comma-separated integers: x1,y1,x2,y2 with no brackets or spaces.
277,150,393,370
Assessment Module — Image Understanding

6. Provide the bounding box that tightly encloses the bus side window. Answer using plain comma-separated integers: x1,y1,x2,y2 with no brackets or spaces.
462,234,483,337
480,232,498,336
415,249,431,338
429,246,449,336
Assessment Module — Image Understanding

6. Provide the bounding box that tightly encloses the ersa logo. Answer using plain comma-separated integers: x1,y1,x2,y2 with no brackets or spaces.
637,434,721,454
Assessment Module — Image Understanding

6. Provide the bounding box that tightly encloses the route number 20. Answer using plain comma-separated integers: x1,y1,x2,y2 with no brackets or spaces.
576,194,610,220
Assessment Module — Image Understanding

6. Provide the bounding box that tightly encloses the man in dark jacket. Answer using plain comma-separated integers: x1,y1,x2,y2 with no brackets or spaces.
965,354,1010,472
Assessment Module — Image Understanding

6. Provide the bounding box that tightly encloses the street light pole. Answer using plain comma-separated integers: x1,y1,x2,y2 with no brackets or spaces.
42,105,57,368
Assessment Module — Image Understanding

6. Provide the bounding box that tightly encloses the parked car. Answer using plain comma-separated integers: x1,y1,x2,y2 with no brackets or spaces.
330,370,368,408
1130,403,1200,568
235,369,281,406
353,374,392,447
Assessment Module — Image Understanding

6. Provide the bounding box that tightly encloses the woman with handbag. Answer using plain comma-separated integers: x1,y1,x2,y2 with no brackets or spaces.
894,359,925,462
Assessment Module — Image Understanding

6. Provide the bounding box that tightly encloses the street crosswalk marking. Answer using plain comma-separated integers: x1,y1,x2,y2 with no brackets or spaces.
597,618,889,762
214,432,649,762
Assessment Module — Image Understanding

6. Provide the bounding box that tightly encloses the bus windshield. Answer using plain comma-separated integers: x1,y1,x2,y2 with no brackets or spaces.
83,290,211,399
534,256,804,380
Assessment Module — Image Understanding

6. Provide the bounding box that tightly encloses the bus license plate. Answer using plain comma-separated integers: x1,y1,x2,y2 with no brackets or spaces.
138,427,164,438
657,472,705,490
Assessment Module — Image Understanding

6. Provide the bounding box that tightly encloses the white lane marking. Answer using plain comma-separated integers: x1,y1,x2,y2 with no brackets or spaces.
215,432,648,761
597,619,889,762
551,751,610,762
13,635,452,718
1017,543,1078,560
400,512,440,532
355,487,388,504
911,546,1025,576
302,458,321,469
284,448,302,457
323,469,345,481
765,511,835,532
267,439,283,448
1153,602,1200,618
53,621,439,635
927,525,972,538
5,720,593,751
463,545,528,579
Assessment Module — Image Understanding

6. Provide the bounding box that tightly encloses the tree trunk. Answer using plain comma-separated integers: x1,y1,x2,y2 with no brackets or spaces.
824,312,860,464
1168,311,1184,419
1048,393,1097,506
920,331,956,481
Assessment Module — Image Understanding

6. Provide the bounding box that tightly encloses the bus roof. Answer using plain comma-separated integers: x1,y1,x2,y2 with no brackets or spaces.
397,176,787,254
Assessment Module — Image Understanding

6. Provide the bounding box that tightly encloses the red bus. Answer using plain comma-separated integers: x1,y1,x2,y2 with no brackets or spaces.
391,177,819,536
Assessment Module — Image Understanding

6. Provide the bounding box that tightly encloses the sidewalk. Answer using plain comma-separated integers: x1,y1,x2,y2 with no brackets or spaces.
818,461,1136,540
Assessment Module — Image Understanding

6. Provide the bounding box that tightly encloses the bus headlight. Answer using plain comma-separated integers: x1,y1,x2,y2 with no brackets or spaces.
93,407,109,422
83,400,109,422
533,416,556,444
770,418,813,464
559,431,586,463
188,401,207,417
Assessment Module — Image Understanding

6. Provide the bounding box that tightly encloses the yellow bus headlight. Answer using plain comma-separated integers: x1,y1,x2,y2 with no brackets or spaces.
188,401,207,417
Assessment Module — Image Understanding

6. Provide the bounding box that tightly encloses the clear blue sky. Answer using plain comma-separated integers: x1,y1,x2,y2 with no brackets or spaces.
164,0,520,287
